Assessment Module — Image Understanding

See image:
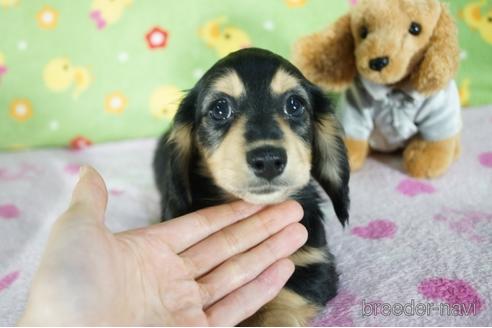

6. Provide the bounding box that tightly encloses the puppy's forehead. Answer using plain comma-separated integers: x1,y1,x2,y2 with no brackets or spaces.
211,69,245,98
211,66,301,97
204,49,308,101
270,68,301,95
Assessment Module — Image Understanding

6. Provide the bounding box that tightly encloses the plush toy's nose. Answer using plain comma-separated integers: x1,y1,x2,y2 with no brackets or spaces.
369,57,390,71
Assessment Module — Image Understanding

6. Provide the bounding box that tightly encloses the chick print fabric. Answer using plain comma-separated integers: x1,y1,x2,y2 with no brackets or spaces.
0,0,490,150
0,0,348,149
455,0,492,108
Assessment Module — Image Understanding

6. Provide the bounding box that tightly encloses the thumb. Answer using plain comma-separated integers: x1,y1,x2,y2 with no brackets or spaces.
67,166,108,223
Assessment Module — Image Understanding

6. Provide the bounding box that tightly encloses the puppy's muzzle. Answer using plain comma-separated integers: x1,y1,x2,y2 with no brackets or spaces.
247,146,287,181
369,56,390,71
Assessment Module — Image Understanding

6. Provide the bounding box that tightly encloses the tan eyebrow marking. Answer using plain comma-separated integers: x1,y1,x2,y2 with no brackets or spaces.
270,68,300,94
212,69,245,98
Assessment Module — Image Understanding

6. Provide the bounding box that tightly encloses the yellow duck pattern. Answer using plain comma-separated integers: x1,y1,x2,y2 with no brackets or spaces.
0,0,19,8
462,0,492,44
43,58,92,98
200,17,251,58
284,0,308,8
459,79,472,108
90,0,132,30
149,85,184,120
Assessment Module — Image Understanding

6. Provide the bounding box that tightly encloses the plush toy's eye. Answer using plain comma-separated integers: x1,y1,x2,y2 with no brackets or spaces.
209,99,232,121
284,95,305,118
409,22,422,36
359,26,369,39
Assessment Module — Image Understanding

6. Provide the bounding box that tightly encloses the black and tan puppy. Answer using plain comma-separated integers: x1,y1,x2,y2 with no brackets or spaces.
153,48,349,326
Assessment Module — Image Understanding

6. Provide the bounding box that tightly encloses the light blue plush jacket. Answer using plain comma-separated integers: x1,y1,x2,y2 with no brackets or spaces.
339,76,462,152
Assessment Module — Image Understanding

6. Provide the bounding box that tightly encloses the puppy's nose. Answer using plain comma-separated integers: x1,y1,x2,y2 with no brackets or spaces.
247,147,287,181
369,56,390,71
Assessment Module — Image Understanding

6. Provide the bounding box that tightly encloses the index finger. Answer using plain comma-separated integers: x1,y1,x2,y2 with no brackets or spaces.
147,201,265,253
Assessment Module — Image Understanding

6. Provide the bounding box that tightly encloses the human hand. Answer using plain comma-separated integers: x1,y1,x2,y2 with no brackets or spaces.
18,166,306,326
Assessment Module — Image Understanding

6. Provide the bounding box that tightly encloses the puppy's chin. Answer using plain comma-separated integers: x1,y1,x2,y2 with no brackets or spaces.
239,189,290,205
216,175,311,205
222,187,291,205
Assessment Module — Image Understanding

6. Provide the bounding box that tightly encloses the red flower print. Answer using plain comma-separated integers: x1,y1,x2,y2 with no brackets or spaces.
69,136,92,151
145,27,169,49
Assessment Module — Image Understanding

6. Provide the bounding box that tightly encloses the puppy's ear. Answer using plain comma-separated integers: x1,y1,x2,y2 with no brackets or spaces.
410,3,460,96
309,85,350,226
153,90,196,221
294,14,356,92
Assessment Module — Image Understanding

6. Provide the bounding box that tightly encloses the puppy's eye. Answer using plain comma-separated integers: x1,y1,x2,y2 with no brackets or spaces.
209,99,232,121
284,95,305,118
359,26,369,39
409,22,422,36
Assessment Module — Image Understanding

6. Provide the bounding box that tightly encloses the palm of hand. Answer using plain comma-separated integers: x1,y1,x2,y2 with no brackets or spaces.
20,167,306,326
114,230,208,326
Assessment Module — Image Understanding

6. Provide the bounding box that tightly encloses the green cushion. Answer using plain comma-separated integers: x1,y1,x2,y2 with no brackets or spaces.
0,0,490,149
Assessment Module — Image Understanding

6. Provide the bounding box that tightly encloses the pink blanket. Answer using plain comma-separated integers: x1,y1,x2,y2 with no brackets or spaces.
1,107,491,326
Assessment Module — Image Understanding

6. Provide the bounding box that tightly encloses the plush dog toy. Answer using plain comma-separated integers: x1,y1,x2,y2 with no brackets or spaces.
295,0,462,178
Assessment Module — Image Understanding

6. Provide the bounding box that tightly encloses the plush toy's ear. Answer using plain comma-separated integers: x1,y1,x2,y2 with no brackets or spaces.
410,4,460,96
294,14,356,92
153,89,197,221
309,85,350,226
